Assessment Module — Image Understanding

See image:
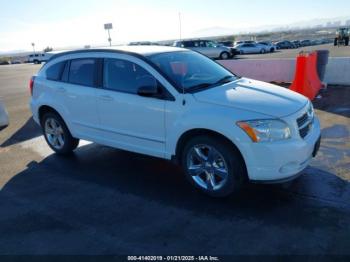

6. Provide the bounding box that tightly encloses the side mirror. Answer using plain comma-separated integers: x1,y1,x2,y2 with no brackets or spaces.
137,75,158,97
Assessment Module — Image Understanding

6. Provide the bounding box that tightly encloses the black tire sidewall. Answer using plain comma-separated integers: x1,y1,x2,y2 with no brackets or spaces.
41,112,79,154
220,52,230,60
180,135,245,197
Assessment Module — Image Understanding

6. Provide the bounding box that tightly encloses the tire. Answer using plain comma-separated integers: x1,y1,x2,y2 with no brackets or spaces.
270,48,274,52
219,52,230,60
41,112,79,155
180,135,246,197
334,38,338,46
260,49,266,54
345,38,349,46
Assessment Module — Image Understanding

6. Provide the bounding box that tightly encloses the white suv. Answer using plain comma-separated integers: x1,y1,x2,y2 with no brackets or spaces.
30,46,321,197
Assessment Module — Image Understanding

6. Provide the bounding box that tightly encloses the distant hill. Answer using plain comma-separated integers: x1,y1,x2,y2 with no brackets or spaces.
191,16,350,37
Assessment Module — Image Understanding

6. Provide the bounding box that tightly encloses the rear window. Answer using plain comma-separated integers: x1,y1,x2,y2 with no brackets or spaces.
68,59,96,86
46,61,66,81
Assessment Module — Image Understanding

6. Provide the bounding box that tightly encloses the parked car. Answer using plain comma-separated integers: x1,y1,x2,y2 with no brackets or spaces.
257,41,276,52
300,40,312,47
218,41,234,47
0,100,9,131
28,52,54,64
173,40,234,59
292,40,301,48
10,60,22,64
129,41,159,46
311,39,323,45
30,46,321,197
276,41,296,49
234,43,268,54
234,40,256,45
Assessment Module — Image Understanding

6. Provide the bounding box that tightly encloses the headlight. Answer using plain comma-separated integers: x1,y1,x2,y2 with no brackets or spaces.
237,119,291,142
307,101,314,119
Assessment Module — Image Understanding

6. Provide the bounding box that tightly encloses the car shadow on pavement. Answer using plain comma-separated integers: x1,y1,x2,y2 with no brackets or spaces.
0,117,42,148
0,143,350,254
313,87,350,118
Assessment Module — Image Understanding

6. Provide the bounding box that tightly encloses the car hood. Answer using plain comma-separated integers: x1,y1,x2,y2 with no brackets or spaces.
193,78,308,118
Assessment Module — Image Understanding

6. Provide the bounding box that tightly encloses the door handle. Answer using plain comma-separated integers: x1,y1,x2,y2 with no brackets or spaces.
99,95,113,101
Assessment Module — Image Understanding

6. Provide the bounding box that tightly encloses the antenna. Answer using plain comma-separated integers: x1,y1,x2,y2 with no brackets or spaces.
178,12,186,105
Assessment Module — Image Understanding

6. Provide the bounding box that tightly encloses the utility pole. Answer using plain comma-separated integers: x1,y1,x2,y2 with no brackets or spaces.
104,23,113,46
178,12,182,41
31,43,35,54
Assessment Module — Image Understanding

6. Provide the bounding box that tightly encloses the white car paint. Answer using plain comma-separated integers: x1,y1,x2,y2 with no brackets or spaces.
30,46,321,183
234,43,267,54
0,100,9,129
257,42,277,52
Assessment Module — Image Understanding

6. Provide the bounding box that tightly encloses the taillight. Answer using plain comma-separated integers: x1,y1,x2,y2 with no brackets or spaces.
29,76,35,96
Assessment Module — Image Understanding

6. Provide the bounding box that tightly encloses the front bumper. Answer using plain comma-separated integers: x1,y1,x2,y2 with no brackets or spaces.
240,116,321,183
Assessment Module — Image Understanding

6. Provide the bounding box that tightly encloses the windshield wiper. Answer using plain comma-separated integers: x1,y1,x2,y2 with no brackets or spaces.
186,83,212,92
186,75,235,92
214,75,235,85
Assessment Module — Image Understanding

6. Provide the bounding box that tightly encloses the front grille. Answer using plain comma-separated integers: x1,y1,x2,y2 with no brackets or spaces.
299,125,311,138
297,112,313,139
297,113,308,127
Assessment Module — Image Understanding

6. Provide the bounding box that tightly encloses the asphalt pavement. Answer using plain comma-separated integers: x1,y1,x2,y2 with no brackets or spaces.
0,64,349,256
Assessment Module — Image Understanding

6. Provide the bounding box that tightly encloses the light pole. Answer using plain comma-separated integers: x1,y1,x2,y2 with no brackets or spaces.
31,43,36,54
104,23,113,46
178,12,182,41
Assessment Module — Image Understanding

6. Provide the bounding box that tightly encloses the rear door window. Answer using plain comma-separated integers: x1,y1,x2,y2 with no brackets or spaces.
68,58,96,86
46,61,66,81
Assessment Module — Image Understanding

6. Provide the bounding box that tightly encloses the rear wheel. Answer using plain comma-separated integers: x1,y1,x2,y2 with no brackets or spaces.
180,135,246,197
260,49,266,54
41,112,79,155
334,38,338,46
345,37,349,46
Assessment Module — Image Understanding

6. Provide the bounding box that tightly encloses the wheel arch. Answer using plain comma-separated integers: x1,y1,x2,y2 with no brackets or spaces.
38,105,72,133
174,128,247,175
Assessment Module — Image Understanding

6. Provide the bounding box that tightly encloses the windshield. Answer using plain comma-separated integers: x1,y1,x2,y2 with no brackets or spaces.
148,51,236,92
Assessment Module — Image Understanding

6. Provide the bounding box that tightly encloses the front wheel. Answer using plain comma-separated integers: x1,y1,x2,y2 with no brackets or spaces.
41,112,79,155
219,52,230,60
180,135,246,197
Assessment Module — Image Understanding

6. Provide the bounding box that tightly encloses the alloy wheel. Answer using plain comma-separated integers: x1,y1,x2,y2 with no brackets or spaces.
44,118,65,150
186,144,229,191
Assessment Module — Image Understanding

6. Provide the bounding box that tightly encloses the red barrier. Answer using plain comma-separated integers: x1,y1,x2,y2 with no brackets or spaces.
290,51,323,100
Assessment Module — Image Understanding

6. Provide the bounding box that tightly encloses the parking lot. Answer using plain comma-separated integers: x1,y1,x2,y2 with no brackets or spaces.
235,44,350,59
0,64,350,255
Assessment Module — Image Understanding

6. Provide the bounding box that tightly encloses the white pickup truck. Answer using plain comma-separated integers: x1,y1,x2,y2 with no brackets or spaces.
28,52,54,64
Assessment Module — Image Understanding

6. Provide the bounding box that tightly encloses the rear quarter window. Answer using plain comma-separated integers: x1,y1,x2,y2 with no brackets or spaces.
46,61,66,81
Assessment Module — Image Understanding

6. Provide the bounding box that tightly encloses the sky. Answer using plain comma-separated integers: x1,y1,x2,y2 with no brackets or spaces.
0,0,350,52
